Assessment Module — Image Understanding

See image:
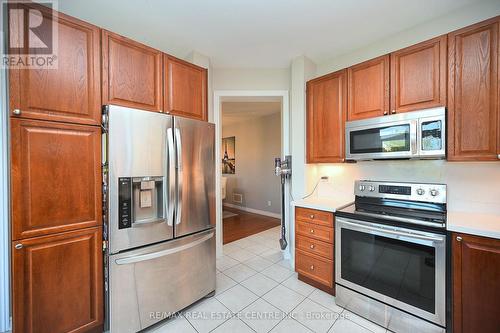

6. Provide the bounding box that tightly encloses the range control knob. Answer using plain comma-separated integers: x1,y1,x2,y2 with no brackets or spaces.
430,189,439,197
416,188,425,195
368,185,375,192
358,185,366,192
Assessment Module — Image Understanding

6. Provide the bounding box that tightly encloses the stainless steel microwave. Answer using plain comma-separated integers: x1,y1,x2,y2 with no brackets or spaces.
345,107,446,161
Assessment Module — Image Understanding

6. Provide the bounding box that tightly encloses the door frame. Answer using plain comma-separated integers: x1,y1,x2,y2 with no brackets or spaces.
213,90,290,259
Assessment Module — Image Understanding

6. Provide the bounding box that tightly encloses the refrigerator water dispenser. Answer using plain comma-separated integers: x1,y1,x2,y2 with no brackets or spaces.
118,176,164,229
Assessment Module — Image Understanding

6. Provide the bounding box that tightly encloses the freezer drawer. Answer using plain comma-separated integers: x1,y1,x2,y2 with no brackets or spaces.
108,229,215,333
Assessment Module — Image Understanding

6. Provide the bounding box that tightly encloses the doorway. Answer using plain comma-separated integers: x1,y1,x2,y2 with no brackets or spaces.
214,91,290,258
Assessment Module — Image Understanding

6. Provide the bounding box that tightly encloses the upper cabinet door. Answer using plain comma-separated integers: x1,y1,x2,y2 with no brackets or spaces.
9,3,101,125
307,70,347,163
448,18,499,161
390,36,447,114
164,55,208,121
10,119,102,240
102,30,162,112
347,55,390,121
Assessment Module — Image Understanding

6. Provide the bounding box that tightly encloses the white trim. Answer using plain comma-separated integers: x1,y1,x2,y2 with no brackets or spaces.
223,203,282,219
214,90,290,259
0,26,11,333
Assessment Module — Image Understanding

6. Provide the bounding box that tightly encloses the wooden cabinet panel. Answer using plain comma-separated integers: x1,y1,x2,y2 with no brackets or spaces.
448,18,499,161
306,70,346,163
295,249,333,288
348,55,390,120
102,30,162,112
390,36,447,113
296,235,333,260
9,3,101,125
296,220,334,243
12,227,103,333
10,119,101,240
453,233,500,333
164,55,208,121
295,207,334,227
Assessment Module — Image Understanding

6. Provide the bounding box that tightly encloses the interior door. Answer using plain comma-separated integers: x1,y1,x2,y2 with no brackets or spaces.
174,117,215,237
108,105,173,253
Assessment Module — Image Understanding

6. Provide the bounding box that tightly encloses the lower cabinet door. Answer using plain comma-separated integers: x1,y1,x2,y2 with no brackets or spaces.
12,227,103,333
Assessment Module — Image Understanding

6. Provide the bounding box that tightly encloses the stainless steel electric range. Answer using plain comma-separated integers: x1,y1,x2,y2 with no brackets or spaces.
335,180,450,333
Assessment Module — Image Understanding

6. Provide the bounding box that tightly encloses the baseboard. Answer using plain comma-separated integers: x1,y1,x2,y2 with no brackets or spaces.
223,203,281,219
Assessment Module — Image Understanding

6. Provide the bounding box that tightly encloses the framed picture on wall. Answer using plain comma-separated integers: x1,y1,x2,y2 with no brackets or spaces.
222,136,235,174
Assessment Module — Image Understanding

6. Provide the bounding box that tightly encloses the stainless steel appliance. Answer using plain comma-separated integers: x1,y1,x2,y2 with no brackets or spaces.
102,105,216,333
345,107,446,161
335,181,449,333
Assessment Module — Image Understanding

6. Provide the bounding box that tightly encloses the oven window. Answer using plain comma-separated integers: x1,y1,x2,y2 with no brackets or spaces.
349,124,410,154
341,228,435,313
421,120,442,151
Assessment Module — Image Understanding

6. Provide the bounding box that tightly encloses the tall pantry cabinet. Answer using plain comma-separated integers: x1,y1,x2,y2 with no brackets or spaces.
8,4,103,333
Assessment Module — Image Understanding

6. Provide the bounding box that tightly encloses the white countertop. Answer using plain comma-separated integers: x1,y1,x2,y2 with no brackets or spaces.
291,196,353,213
447,211,500,240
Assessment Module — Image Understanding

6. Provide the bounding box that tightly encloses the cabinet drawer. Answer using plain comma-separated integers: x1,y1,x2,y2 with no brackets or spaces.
296,235,333,260
296,220,334,243
296,207,333,227
295,249,333,288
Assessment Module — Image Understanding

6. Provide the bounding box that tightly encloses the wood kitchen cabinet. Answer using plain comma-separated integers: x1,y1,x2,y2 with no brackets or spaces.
164,55,208,121
453,233,500,333
12,227,103,333
102,30,163,112
347,55,390,121
295,207,335,294
9,3,101,125
306,70,346,163
10,119,102,240
448,18,500,161
390,36,447,114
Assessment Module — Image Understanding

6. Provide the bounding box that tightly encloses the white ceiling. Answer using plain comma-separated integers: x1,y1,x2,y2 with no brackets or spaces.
58,0,485,68
222,102,281,126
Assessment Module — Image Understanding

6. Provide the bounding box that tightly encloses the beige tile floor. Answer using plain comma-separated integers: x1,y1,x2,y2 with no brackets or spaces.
150,226,389,333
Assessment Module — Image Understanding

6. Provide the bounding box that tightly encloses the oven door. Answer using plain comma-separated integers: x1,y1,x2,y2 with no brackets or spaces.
335,217,446,326
345,119,417,160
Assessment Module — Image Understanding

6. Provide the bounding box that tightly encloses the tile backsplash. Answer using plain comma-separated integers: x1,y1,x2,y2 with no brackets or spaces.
307,160,500,214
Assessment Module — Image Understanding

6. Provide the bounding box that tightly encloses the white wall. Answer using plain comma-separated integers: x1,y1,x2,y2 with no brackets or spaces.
222,112,282,215
309,161,500,214
316,0,500,76
213,68,290,91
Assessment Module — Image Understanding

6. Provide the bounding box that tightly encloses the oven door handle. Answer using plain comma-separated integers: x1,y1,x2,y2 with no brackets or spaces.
340,220,444,242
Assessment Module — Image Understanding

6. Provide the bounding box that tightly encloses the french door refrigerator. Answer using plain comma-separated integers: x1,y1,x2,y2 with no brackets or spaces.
102,105,216,333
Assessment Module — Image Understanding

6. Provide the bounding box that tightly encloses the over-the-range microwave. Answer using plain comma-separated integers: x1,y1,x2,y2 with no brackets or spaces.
345,107,446,161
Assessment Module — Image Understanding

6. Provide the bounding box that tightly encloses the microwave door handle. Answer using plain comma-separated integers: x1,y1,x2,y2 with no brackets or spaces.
411,120,418,156
175,127,182,225
166,128,175,226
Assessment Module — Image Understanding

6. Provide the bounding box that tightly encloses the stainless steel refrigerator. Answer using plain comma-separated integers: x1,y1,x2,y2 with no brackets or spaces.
102,105,216,333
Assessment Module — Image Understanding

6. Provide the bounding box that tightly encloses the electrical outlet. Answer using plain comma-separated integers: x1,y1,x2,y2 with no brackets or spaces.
267,201,272,206
320,176,329,182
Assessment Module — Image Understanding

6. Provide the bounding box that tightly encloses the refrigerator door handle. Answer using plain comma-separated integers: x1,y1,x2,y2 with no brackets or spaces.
115,232,214,265
175,127,183,225
167,128,176,226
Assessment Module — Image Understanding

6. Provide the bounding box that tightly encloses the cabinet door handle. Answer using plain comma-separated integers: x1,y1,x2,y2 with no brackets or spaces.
456,236,462,242
12,109,21,115
497,154,500,160
309,214,315,219
310,244,315,249
310,229,314,234
310,265,314,270
383,111,388,115
391,110,396,114
14,244,23,250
